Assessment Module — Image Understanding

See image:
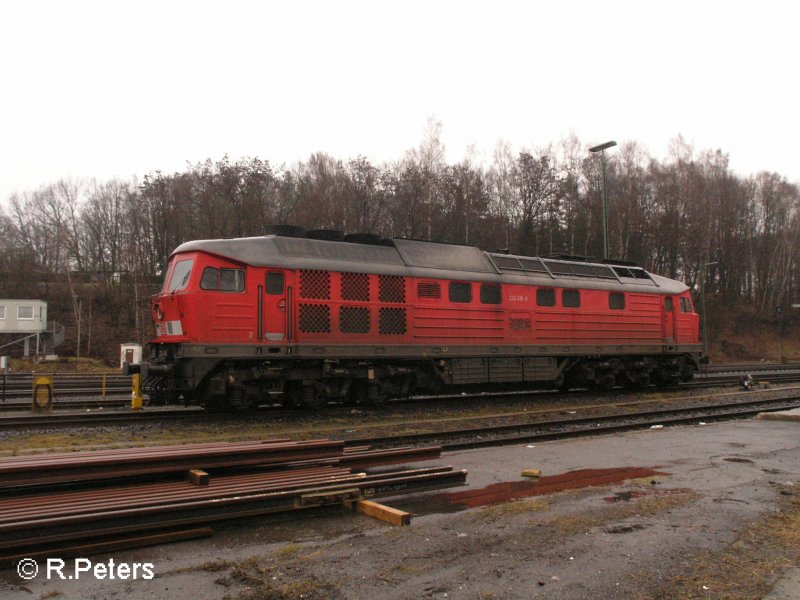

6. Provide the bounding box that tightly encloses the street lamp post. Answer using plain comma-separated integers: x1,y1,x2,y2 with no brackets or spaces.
589,141,617,260
700,261,718,362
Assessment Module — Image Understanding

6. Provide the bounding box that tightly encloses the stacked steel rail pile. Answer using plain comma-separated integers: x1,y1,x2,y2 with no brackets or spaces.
0,439,466,561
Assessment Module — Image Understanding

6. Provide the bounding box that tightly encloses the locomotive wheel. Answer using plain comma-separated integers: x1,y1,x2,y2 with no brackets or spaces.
146,377,166,406
224,388,253,411
289,383,326,410
598,374,617,391
353,380,388,405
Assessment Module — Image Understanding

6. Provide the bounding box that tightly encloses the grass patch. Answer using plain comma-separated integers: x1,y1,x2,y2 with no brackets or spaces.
550,491,698,534
273,543,303,558
650,494,800,599
210,553,339,600
471,498,550,523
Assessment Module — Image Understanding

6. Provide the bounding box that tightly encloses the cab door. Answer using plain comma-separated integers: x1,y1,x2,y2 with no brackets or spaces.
662,296,676,342
263,271,288,341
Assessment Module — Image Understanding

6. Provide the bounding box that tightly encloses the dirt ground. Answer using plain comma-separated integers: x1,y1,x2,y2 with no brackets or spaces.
1,417,799,600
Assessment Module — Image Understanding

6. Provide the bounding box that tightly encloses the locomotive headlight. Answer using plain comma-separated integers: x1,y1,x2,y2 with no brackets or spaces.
153,304,164,320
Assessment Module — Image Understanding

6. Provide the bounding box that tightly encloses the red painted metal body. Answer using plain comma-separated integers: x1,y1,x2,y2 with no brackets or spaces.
152,256,700,348
142,235,702,408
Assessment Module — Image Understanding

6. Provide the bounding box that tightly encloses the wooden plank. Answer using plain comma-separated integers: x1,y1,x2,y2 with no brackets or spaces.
188,469,209,486
348,499,411,526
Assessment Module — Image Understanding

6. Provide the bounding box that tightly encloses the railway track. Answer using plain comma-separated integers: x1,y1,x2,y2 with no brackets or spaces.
1,370,799,417
349,394,800,451
2,382,799,443
1,363,798,403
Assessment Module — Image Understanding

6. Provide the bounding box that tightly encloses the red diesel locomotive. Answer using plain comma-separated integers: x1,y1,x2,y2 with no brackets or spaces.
139,231,703,410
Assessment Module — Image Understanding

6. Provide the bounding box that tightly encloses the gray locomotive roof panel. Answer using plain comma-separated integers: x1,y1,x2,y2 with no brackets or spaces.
171,236,688,295
274,236,404,265
393,239,496,273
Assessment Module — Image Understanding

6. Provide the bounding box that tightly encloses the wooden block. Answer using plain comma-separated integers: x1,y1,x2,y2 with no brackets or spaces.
188,469,209,486
349,499,411,526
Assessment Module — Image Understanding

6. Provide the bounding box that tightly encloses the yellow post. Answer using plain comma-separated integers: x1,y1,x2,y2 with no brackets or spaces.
102,372,107,400
32,376,54,412
131,373,143,410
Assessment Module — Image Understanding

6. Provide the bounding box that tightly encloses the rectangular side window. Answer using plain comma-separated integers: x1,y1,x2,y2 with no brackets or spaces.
200,267,219,290
18,306,34,319
664,297,673,311
562,290,581,308
680,297,692,313
449,282,472,303
266,272,285,295
0,305,5,319
220,269,245,292
201,267,245,292
537,288,556,307
480,284,502,305
609,292,626,310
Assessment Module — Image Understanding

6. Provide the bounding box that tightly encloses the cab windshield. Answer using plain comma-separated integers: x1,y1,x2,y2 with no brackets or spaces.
166,259,194,292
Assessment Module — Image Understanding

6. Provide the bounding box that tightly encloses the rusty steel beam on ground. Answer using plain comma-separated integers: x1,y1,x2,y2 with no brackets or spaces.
0,466,467,552
0,439,345,488
0,528,214,569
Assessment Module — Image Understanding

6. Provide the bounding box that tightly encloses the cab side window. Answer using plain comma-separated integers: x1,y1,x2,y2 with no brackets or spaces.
266,272,284,295
201,267,245,292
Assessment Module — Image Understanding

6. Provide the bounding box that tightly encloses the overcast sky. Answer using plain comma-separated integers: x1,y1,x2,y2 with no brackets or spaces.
1,1,797,205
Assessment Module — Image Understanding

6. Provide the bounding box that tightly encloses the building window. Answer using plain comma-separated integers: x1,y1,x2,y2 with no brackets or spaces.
449,282,472,303
680,297,693,313
266,272,284,295
664,297,673,311
562,290,581,308
18,306,34,319
200,267,245,292
0,305,5,319
480,284,502,305
609,293,626,310
536,288,556,307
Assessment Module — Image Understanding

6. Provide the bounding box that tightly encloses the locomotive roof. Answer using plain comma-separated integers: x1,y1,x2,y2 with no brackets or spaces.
172,235,689,295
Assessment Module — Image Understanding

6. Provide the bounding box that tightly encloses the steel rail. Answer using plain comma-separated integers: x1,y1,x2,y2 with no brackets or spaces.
0,466,468,553
346,395,800,451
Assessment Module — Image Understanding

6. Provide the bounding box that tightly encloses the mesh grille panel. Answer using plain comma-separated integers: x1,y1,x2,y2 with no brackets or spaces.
510,318,532,332
379,275,406,303
340,306,370,334
300,270,331,299
299,304,331,333
418,282,441,298
341,272,370,301
379,307,407,334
